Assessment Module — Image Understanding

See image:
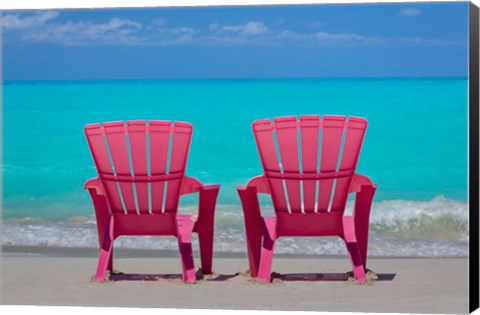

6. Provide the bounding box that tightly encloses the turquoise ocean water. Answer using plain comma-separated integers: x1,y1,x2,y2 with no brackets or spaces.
2,78,468,256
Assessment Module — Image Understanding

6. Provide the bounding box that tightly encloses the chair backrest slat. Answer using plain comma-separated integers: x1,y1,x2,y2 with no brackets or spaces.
252,115,367,216
317,115,345,212
299,115,320,213
164,122,193,213
85,120,193,216
127,121,149,214
149,121,172,214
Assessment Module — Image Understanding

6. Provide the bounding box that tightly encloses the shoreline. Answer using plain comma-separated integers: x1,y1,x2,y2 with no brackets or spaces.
1,245,469,259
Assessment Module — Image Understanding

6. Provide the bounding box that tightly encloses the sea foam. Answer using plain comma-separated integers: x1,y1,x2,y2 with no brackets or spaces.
2,196,468,257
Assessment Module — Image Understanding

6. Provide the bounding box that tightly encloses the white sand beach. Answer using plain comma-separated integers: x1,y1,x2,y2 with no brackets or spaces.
0,246,469,314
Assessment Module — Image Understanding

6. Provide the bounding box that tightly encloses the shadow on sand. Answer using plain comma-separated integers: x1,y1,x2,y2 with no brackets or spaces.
106,270,395,282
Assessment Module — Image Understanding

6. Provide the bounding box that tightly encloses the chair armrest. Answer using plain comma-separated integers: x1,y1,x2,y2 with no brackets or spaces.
84,177,106,196
237,175,270,194
237,175,266,277
84,177,111,244
348,174,377,194
181,176,220,195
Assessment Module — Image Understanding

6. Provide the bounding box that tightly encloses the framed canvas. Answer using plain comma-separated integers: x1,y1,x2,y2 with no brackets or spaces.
1,1,479,314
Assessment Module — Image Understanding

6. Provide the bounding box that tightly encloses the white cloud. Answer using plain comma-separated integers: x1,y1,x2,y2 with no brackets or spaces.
202,21,270,45
23,18,143,45
1,11,59,29
222,21,269,35
146,24,198,45
162,27,197,44
391,36,463,46
309,21,322,29
278,30,374,45
206,23,462,47
85,18,141,39
399,8,422,17
315,31,362,41
151,18,166,27
1,11,144,45
3,11,200,46
2,12,463,48
278,30,303,40
209,21,219,31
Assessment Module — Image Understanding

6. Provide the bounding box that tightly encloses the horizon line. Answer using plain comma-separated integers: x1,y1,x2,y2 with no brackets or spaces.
2,75,468,83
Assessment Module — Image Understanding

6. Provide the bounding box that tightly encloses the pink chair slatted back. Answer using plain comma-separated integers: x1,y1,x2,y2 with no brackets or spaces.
128,121,149,213
317,116,345,212
163,122,192,212
85,120,193,215
149,121,171,214
253,119,289,212
275,117,302,213
252,115,367,214
300,115,320,213
330,116,369,211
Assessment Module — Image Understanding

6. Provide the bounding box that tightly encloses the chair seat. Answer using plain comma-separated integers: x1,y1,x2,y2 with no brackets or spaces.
112,213,192,237
274,212,345,237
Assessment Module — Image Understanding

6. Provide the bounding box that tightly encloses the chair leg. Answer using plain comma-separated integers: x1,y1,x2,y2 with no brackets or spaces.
177,215,197,283
257,217,277,283
95,216,114,281
344,242,366,283
343,216,366,283
107,247,113,272
196,187,219,274
237,186,263,278
355,220,369,271
354,184,376,268
197,225,214,274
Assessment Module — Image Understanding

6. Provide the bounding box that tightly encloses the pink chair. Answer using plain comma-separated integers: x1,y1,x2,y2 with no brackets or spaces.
84,120,220,283
237,115,377,283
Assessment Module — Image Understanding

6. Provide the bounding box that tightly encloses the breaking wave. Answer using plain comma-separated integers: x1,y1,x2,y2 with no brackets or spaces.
2,196,468,257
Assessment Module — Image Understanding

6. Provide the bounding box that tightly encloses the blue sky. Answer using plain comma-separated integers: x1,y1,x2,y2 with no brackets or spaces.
1,2,469,80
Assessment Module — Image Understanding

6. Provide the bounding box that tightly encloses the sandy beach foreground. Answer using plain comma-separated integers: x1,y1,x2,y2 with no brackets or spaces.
1,246,469,314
